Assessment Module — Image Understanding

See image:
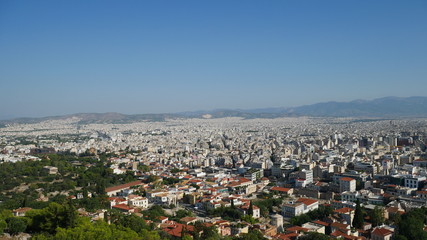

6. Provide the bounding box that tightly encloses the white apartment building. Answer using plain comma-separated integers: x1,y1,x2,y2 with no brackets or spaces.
340,177,356,193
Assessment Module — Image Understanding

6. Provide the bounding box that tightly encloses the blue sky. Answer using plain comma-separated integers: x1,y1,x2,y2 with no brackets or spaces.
1,0,426,119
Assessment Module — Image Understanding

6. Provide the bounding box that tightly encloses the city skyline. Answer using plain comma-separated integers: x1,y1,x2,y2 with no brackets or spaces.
1,0,426,119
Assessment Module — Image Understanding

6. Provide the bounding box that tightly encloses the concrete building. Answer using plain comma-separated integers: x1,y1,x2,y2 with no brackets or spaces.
339,177,356,193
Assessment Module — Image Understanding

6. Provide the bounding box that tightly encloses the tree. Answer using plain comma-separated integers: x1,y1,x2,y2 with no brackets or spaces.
290,214,311,226
138,164,150,173
241,215,257,224
143,205,167,221
201,225,220,240
248,201,254,216
6,217,27,235
369,206,384,227
398,207,427,240
394,235,408,240
25,202,78,234
0,218,6,235
54,218,140,240
182,235,193,240
352,200,364,229
299,232,331,240
173,209,193,222
236,230,267,240
0,210,12,235
114,214,149,234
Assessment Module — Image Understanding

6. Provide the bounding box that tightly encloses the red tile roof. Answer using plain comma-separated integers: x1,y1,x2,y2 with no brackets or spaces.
105,180,143,193
286,226,309,232
112,204,133,211
13,207,32,213
297,198,318,206
162,223,195,237
340,177,355,182
312,220,329,227
271,187,292,192
372,227,393,237
334,207,354,214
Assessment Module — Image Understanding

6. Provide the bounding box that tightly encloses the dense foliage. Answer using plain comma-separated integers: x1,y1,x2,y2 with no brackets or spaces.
207,206,243,221
0,202,160,239
0,153,138,212
395,207,427,240
290,205,333,226
352,200,364,229
252,197,283,217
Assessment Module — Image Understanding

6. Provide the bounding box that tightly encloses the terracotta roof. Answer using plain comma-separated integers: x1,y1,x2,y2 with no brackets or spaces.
331,222,350,230
275,233,297,240
13,207,32,213
105,180,143,193
340,177,355,182
312,220,329,226
162,223,195,237
297,198,318,206
271,187,292,192
334,207,354,214
180,217,197,223
112,204,133,211
286,226,309,232
330,230,358,240
372,227,393,237
108,197,126,202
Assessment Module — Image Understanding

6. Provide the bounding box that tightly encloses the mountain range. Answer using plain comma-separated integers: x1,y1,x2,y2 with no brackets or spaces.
2,96,427,125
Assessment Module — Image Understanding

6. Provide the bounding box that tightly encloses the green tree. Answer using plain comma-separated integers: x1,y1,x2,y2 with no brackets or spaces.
398,207,427,240
248,201,254,216
290,214,311,226
173,209,193,222
114,214,150,234
0,210,12,235
138,164,150,173
143,205,167,221
6,217,27,235
182,235,193,240
54,218,140,240
369,206,384,227
299,232,331,240
352,200,364,229
394,235,408,240
0,218,6,235
241,215,257,224
236,230,267,240
25,202,77,234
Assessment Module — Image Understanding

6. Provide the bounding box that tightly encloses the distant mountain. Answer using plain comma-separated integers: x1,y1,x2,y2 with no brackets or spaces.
288,96,427,117
1,96,427,125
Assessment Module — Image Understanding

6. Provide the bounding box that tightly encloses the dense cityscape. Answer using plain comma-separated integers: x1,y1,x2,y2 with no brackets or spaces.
2,0,427,239
1,116,426,239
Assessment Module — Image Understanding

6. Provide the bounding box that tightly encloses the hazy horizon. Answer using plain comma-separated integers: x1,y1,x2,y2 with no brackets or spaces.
1,1,426,119
1,95,427,120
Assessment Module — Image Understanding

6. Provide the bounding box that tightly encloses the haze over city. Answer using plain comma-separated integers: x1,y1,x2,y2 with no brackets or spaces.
3,1,427,240
1,0,427,119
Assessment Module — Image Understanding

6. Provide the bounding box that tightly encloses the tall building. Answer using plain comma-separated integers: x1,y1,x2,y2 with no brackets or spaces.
339,177,356,193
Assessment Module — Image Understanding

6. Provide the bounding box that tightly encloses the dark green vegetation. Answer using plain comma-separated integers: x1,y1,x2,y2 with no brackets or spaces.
395,207,427,240
252,197,283,217
207,206,243,221
0,153,139,212
0,202,161,239
298,232,332,240
290,205,333,226
352,200,364,229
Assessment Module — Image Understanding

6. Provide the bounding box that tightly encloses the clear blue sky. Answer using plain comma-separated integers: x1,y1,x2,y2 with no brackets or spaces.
1,0,426,119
